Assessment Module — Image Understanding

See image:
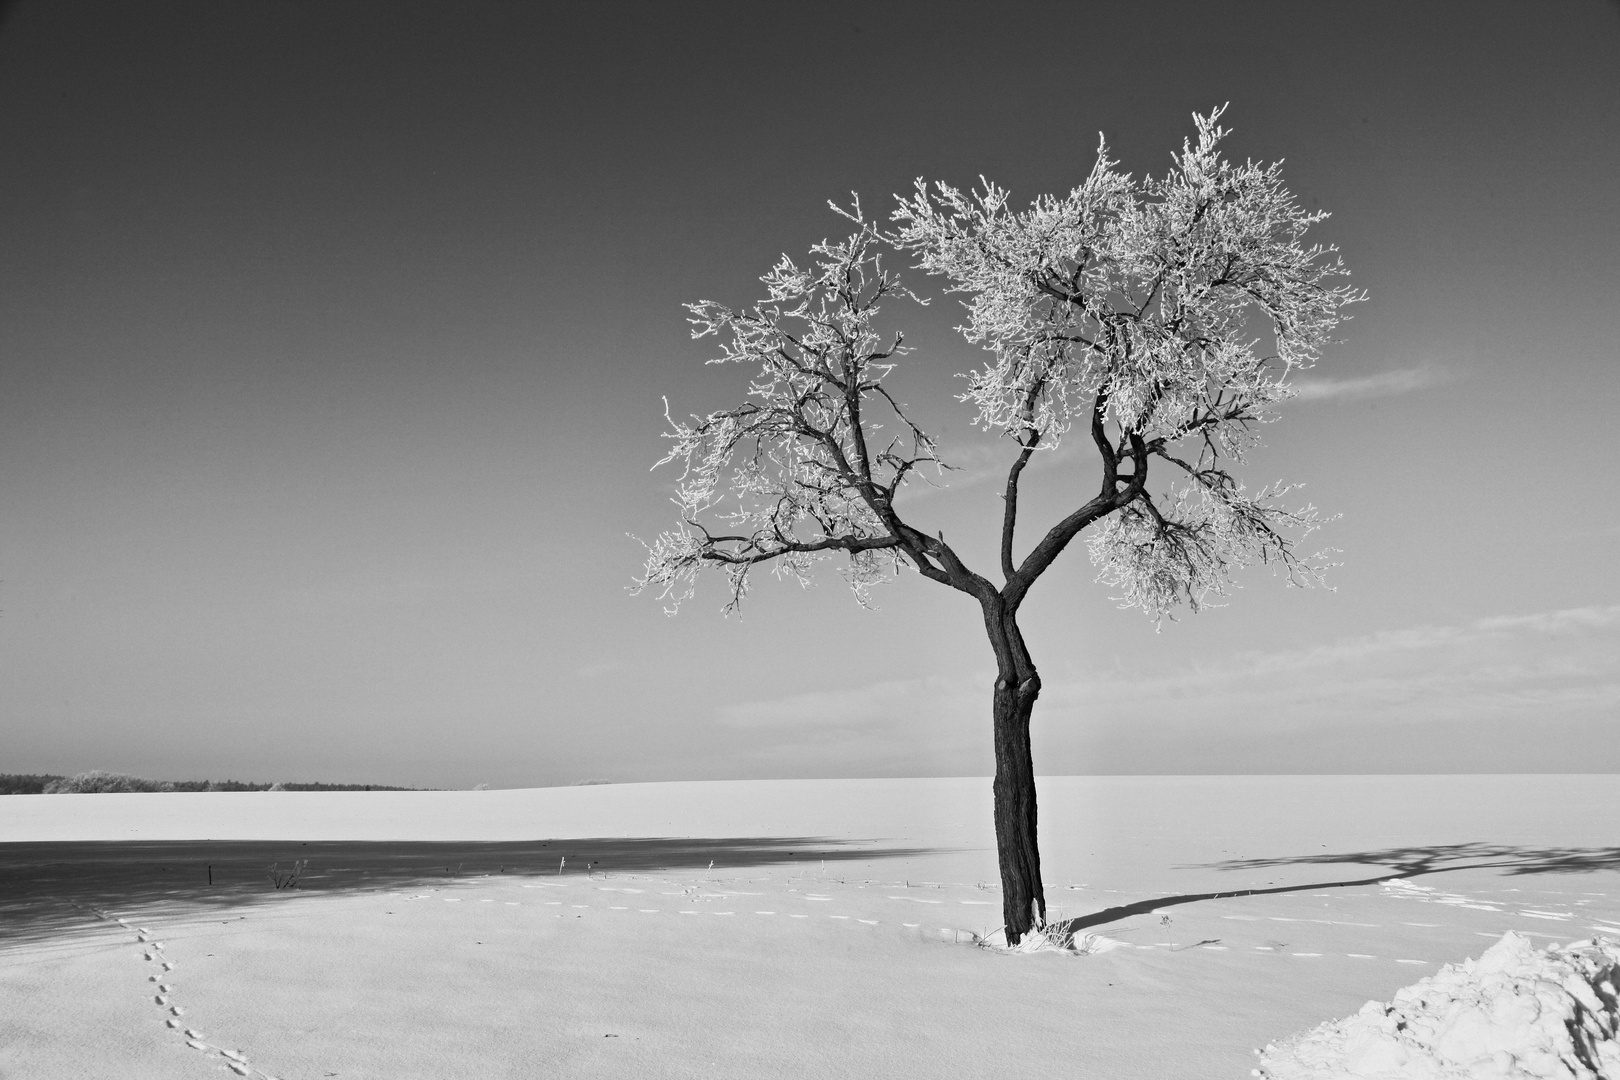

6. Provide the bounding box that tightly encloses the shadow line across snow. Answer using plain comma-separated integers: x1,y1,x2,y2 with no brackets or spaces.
0,836,939,950
1053,842,1620,938
8,839,1618,951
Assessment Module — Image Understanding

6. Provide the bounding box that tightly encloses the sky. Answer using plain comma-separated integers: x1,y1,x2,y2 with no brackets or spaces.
1,1,1616,788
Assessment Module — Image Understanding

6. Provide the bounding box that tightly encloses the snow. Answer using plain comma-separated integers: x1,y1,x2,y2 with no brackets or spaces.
1258,931,1620,1079
2,775,1618,1079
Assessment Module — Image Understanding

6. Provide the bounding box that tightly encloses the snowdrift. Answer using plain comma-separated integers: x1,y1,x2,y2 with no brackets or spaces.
1258,931,1620,1079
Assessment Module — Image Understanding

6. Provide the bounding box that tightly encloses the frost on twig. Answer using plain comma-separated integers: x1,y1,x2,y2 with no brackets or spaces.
632,206,943,614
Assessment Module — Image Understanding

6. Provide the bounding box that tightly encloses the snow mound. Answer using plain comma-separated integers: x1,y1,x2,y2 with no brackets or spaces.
1257,932,1620,1079
977,925,1128,955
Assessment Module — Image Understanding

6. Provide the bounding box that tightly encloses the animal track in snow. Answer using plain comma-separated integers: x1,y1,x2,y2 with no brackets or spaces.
1380,879,1507,914
469,893,1445,971
92,910,284,1080
432,877,1477,969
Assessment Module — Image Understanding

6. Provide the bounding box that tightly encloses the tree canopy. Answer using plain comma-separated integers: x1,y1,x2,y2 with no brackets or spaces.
636,107,1361,622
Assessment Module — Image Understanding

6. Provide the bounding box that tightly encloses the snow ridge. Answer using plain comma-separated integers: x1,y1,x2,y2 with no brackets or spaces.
1257,931,1620,1079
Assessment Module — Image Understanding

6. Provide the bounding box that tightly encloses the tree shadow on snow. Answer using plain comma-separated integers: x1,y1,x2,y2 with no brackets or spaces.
1054,842,1620,937
0,836,938,951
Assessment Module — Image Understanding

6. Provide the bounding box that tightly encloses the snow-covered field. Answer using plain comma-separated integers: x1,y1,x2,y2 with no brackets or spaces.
2,775,1617,1079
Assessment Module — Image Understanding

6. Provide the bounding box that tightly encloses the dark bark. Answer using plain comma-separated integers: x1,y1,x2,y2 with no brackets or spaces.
992,668,1044,944
982,599,1046,945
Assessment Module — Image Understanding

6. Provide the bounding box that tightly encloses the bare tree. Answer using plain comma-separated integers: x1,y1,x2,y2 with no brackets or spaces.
635,108,1363,945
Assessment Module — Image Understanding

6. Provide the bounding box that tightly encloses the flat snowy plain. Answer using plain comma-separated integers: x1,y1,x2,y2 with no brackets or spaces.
2,775,1617,1079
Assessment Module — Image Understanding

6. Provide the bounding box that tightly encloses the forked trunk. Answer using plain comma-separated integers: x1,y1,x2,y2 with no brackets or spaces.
986,609,1045,946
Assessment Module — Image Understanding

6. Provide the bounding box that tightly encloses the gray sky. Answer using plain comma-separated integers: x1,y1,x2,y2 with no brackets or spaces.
2,1,1617,787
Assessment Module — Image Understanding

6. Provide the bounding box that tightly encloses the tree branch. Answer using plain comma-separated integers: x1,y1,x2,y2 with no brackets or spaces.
999,374,1048,583
1004,408,1148,608
697,532,904,566
1090,392,1117,495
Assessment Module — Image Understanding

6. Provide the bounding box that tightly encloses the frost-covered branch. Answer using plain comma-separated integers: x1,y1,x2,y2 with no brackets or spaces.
632,208,973,613
892,105,1363,620
1087,476,1334,617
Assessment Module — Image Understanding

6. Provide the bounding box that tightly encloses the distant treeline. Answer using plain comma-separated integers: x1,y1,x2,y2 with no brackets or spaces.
0,771,424,794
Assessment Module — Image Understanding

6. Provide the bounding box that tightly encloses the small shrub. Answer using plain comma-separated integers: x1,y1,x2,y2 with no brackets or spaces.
42,771,174,793
267,860,309,889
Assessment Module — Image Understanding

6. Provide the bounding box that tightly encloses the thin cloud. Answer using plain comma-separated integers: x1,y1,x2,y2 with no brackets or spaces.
717,675,983,729
1038,604,1620,734
1290,365,1450,402
712,605,1620,772
894,366,1449,504
1216,604,1620,680
894,437,1085,501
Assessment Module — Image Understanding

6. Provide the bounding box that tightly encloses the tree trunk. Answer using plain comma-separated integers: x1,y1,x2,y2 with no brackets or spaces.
986,609,1045,946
